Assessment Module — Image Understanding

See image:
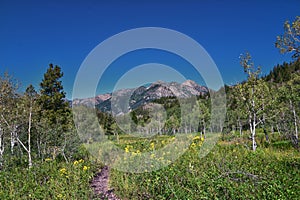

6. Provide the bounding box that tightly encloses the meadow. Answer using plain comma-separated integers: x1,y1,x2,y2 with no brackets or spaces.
0,157,97,199
107,132,300,199
0,131,299,199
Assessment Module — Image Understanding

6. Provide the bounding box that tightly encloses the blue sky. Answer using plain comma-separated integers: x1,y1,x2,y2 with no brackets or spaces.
0,0,299,99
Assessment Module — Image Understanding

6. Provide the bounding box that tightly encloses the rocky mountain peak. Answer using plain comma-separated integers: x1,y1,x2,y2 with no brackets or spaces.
72,80,208,113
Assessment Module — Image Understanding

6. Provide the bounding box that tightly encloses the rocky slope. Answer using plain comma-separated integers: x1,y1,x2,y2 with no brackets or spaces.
72,80,208,113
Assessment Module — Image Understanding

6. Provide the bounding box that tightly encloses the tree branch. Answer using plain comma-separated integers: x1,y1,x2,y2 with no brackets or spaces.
16,137,28,153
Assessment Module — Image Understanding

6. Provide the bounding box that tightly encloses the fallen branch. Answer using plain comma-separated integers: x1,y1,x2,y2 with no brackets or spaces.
218,170,261,182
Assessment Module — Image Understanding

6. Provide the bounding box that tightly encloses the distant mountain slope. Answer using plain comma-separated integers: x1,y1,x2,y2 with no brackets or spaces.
72,80,208,114
72,93,111,107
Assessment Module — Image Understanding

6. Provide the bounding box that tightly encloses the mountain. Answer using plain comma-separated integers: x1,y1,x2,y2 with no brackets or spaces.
72,93,111,107
72,80,208,114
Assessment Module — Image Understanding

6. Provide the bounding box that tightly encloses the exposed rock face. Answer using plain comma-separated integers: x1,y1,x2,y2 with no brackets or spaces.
72,93,112,107
72,80,208,113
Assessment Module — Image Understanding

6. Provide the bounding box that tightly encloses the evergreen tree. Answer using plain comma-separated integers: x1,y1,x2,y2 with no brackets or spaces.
38,64,70,159
39,64,69,120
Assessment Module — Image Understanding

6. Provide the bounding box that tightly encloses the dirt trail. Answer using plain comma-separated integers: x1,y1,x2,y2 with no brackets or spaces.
91,166,121,200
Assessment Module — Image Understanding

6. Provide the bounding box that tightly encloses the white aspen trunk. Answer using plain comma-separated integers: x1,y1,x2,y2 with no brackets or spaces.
0,126,4,168
252,99,257,151
249,117,253,136
249,114,256,151
61,136,68,163
28,106,32,168
290,100,298,140
219,120,223,133
10,126,17,155
252,121,257,151
203,120,206,139
239,120,243,136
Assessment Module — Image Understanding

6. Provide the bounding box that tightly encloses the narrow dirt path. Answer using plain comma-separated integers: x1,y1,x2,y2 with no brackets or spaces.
91,166,121,200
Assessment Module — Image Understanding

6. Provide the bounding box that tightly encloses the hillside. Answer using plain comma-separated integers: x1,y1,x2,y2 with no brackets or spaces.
264,59,300,83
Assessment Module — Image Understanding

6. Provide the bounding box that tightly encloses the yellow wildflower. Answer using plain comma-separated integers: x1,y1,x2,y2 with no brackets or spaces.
193,136,201,140
191,143,196,148
79,159,84,163
59,168,67,174
131,152,137,156
125,146,130,153
73,160,79,165
45,158,52,162
150,142,155,150
83,165,89,171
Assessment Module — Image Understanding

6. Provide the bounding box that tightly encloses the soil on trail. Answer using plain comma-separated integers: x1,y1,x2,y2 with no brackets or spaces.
91,166,121,200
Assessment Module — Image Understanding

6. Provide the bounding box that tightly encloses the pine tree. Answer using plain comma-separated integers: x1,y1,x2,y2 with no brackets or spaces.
39,64,68,116
38,64,70,159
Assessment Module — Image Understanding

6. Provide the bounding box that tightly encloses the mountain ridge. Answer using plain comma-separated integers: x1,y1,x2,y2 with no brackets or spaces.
72,80,208,113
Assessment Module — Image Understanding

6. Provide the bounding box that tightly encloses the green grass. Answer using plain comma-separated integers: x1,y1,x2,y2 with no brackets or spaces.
0,158,96,199
2,133,298,200
108,135,300,199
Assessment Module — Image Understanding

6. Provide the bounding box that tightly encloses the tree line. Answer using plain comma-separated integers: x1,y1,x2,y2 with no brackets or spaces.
92,16,300,151
0,64,82,169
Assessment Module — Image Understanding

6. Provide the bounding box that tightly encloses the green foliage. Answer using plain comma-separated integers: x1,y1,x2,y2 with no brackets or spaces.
39,64,66,111
0,159,94,199
38,64,70,128
236,52,273,151
276,16,300,58
110,136,300,199
264,60,300,83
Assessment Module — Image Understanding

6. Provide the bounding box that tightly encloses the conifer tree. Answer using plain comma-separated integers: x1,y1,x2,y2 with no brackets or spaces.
38,64,70,159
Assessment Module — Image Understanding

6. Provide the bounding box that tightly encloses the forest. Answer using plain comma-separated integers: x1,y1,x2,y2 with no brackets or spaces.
0,16,299,199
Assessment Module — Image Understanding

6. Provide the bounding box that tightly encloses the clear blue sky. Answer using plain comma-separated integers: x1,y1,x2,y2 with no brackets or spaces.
0,0,299,99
